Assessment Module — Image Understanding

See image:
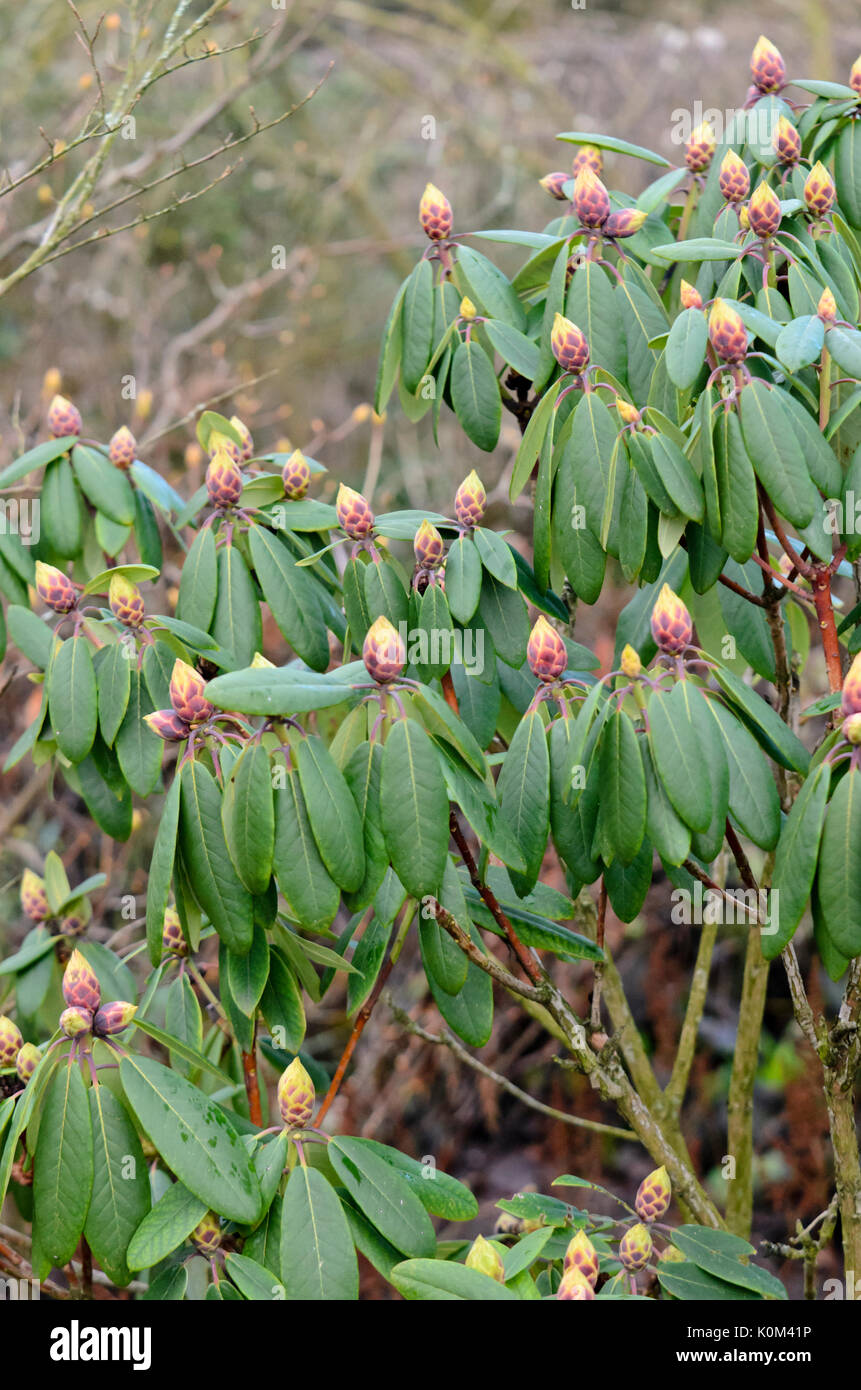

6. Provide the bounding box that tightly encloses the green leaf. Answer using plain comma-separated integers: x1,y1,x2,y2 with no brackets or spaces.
165,972,203,1076
712,664,810,773
650,236,742,263
497,709,550,895
705,697,781,852
739,379,818,529
473,526,517,588
177,525,218,632
374,278,406,414
391,1258,520,1300
212,544,262,670
401,258,435,394
145,774,181,965
450,340,501,451
826,324,861,379
556,130,670,166
32,1060,93,1266
115,666,163,795
714,408,758,563
85,1084,150,1287
419,858,470,995
226,922,270,1016
97,641,131,746
483,319,540,379
511,378,560,499
671,1225,786,1299
49,635,97,763
295,735,365,892
273,762,341,931
649,433,704,522
179,758,254,953
478,572,529,666
280,1165,358,1300
597,709,647,865
120,1055,260,1222
665,307,708,390
445,535,482,623
657,1261,764,1301
567,261,625,383
765,761,830,959
259,947,306,1053
127,1181,207,1271
222,742,274,895
249,526,329,671
205,664,364,717
380,718,449,897
41,456,83,557
457,244,526,329
648,684,711,833
0,434,78,487
131,1016,228,1084
225,1251,284,1301
816,767,861,957
7,604,54,668
775,314,825,372
329,1136,436,1257
72,445,135,524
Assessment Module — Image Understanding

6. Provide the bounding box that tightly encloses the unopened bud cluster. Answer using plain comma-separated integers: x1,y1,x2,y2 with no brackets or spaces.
144,659,214,742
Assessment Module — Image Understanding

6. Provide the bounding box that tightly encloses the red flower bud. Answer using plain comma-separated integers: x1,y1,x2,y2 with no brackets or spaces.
0,1015,24,1068
419,183,453,241
572,167,611,228
650,583,693,655
804,162,836,219
602,208,647,239
635,1165,672,1222
169,659,214,725
551,313,590,373
684,122,716,174
21,869,49,923
336,484,375,539
109,573,146,629
454,470,486,529
47,394,82,439
205,448,243,508
708,298,749,364
35,561,77,614
414,519,445,568
143,709,193,742
60,1006,93,1038
229,415,254,462
719,151,750,204
747,181,782,238
162,905,187,957
362,615,406,683
842,653,861,716
62,948,101,1013
679,279,703,311
772,116,801,167
540,172,569,201
571,145,603,176
93,1001,137,1036
108,426,137,470
527,615,567,682
190,1212,222,1255
750,34,786,94
556,1267,596,1300
282,448,311,500
619,1221,653,1271
277,1058,315,1129
16,1042,40,1082
563,1229,600,1288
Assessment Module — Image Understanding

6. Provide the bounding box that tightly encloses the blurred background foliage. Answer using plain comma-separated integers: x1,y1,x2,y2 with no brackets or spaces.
1,0,859,1295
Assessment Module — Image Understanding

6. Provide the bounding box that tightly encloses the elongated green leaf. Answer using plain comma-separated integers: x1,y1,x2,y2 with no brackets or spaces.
132,1016,228,1084
249,526,329,671
33,1060,93,1265
671,1225,786,1299
497,708,550,895
597,709,647,865
457,244,526,329
380,717,449,897
704,696,781,851
72,445,135,524
41,455,83,557
775,313,825,372
816,768,861,957
221,741,274,895
329,1136,436,1257
712,664,810,773
483,319,540,379
739,379,818,528
648,684,711,832
226,922,270,1016
120,1055,259,1221
97,641,131,746
765,761,830,959
145,774,181,965
714,407,758,563
85,1084,150,1287
177,525,218,632
401,258,435,394
179,758,254,953
391,1258,519,1300
665,307,708,389
212,543,262,670
280,1165,358,1300
127,1181,207,1271
116,666,163,795
295,735,365,892
273,762,341,930
445,535,482,623
49,635,97,763
450,340,501,452
260,947,306,1053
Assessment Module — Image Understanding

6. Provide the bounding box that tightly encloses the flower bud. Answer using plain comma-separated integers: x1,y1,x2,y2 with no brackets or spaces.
47,394,82,438
750,34,786,94
35,560,77,614
169,659,214,725
684,122,716,173
62,948,101,1013
843,713,861,745
108,426,137,470
93,1001,137,1036
616,398,641,426
190,1211,222,1256
551,312,590,373
459,296,477,321
563,1229,600,1288
650,583,693,655
465,1235,505,1282
16,1042,40,1082
21,869,49,923
162,905,187,957
229,416,254,462
620,643,642,679
143,709,193,742
540,171,569,201
602,207,647,239
205,448,243,507
571,145,603,176
817,287,837,324
659,1243,686,1263
282,448,311,500
719,151,750,205
635,1165,672,1222
60,1006,93,1038
414,519,445,568
772,115,801,167
42,366,63,399
738,204,750,231
841,652,861,716
851,54,861,96
419,182,453,241
527,615,568,682
336,483,375,539
747,181,781,238
454,470,486,529
208,429,241,465
362,615,406,684
0,1016,24,1067
572,167,611,228
277,1057,315,1129
708,298,748,364
109,573,146,629
61,913,86,938
556,1267,596,1300
679,279,703,311
619,1221,653,1271
804,161,836,219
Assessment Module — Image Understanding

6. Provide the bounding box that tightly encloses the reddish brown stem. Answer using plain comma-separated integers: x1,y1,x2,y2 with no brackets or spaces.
811,567,844,696
242,1027,263,1127
313,953,398,1130
590,878,607,1034
449,808,542,985
441,669,459,714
